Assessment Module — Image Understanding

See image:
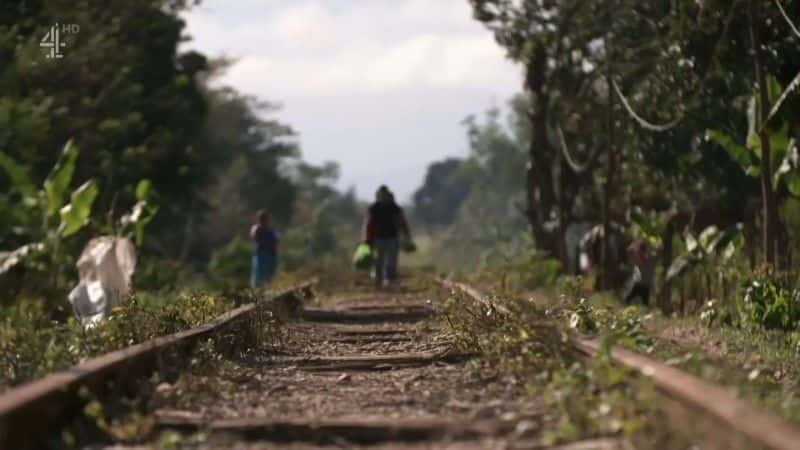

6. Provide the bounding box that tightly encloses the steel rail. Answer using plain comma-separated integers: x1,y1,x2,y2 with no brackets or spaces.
0,281,314,450
438,278,800,450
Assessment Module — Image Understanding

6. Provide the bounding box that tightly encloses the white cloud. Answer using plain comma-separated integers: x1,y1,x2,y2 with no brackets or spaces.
270,3,335,50
223,32,517,95
181,0,521,201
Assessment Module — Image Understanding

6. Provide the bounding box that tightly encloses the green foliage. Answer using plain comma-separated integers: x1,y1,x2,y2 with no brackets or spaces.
0,141,86,234
207,237,252,288
280,225,336,272
423,105,530,276
566,297,599,333
412,158,473,227
666,224,744,283
739,277,800,332
59,180,98,237
43,141,79,219
442,287,656,445
276,167,362,272
556,292,654,352
791,331,800,357
706,129,755,174
466,0,800,298
134,257,194,292
707,76,800,195
0,152,35,198
540,357,654,445
483,246,561,289
470,230,561,291
0,289,236,389
1,2,358,303
119,179,159,246
135,179,152,201
1,1,219,263
699,300,725,327
628,207,670,249
0,142,99,293
188,79,323,264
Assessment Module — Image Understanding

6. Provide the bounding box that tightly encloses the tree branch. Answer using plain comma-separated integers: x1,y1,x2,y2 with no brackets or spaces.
558,125,601,174
775,0,800,40
614,0,741,133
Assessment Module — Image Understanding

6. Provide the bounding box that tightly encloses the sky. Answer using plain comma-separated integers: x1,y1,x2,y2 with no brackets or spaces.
181,0,521,202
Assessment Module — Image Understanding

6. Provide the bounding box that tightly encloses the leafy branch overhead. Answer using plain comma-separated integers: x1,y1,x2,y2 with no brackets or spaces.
0,141,99,275
707,76,800,197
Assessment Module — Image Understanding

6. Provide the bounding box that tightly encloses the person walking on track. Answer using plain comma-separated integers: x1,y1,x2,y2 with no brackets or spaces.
364,185,412,287
250,209,279,289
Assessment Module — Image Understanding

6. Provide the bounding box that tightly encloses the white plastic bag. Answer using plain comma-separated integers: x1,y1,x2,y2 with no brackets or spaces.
68,236,137,327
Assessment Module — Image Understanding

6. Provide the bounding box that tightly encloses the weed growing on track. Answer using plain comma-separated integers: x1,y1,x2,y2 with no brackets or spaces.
552,275,800,426
52,296,291,448
440,286,683,447
0,290,247,390
648,312,800,425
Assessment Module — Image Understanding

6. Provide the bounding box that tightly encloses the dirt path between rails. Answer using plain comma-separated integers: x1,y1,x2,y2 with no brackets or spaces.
152,286,520,449
93,282,628,449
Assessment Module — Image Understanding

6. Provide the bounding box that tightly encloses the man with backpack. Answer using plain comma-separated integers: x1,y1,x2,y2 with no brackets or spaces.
363,185,412,287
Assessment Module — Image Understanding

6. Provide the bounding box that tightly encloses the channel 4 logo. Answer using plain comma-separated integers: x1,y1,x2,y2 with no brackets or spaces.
40,23,80,59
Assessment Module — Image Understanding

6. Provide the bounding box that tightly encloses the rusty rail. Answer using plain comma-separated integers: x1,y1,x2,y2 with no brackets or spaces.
0,282,314,450
438,277,800,450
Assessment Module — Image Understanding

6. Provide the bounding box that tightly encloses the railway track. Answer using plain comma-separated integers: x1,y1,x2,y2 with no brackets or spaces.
439,278,800,450
2,275,800,449
0,282,314,450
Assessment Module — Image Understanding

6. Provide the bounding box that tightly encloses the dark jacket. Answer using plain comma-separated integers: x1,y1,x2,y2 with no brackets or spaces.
366,202,407,243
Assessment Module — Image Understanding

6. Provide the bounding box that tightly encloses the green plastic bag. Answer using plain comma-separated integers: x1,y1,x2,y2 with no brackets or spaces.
352,243,373,270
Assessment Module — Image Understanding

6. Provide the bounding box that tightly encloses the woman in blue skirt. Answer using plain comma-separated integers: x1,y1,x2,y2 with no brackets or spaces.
250,210,279,288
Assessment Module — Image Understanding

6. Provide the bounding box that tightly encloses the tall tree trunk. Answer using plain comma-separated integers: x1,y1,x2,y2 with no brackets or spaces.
750,0,778,268
525,43,557,257
601,52,617,290
525,162,553,253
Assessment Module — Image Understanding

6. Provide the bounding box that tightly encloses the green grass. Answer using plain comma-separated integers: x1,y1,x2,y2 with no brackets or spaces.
525,274,800,425
644,314,800,424
438,284,692,447
0,269,314,391
0,289,245,390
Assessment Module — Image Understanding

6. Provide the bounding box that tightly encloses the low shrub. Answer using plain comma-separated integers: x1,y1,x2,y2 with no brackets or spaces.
738,277,800,332
441,287,657,445
207,237,252,288
135,257,196,291
0,290,237,390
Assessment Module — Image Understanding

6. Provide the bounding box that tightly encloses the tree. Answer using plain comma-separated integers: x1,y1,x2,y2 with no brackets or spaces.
192,81,300,261
468,0,635,276
0,2,364,299
470,0,800,288
0,0,209,259
419,104,533,272
412,159,473,227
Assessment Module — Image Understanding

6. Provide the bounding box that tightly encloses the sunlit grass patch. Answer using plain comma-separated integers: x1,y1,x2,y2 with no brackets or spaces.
0,289,241,390
438,285,677,446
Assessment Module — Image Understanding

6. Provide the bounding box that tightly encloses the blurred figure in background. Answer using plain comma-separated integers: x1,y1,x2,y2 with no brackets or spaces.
364,185,412,287
250,210,279,288
624,238,654,306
